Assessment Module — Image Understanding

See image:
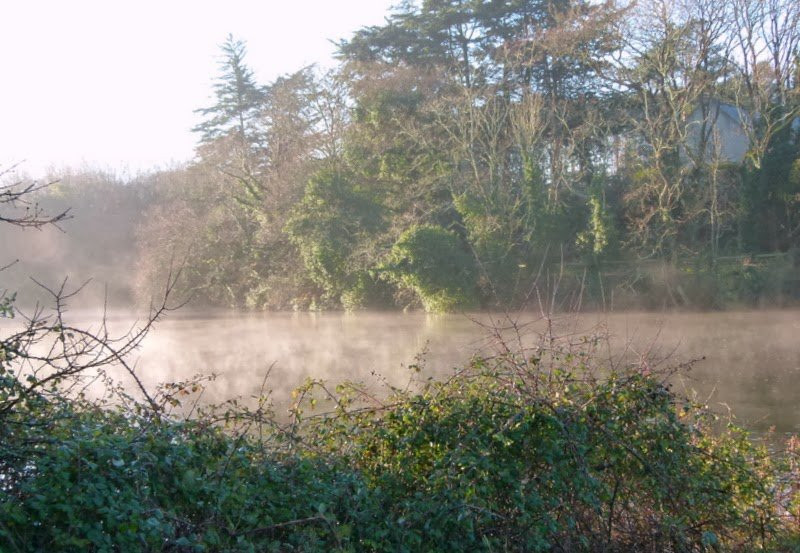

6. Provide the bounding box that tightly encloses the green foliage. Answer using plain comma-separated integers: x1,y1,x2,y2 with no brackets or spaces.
0,292,14,318
693,254,798,307
340,271,394,311
325,368,778,551
738,124,800,252
0,397,363,552
285,169,386,309
192,34,264,146
3,346,799,551
381,224,477,312
576,182,617,258
450,190,537,307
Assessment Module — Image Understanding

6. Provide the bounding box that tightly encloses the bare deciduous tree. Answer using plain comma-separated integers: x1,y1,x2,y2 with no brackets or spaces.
730,0,800,169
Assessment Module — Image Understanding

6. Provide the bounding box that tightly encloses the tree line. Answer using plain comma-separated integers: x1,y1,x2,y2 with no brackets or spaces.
18,0,800,311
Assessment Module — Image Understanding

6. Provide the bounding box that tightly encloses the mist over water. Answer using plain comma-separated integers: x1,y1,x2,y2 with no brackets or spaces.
44,308,800,436
0,174,797,437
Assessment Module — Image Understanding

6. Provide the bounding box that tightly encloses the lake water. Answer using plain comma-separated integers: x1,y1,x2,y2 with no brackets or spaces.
116,309,800,436
7,309,800,436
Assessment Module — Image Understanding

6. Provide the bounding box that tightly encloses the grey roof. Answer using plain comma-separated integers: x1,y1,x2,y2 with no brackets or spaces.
712,101,751,127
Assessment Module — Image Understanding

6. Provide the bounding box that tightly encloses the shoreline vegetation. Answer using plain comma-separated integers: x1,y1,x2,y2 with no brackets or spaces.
2,0,799,315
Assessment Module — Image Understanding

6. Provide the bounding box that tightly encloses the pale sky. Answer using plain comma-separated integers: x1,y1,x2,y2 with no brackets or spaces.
0,0,397,178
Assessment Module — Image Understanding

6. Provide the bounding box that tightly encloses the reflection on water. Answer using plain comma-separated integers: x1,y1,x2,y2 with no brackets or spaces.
11,309,800,435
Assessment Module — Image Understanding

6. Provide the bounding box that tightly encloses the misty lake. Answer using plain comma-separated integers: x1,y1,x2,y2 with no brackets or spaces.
88,308,799,437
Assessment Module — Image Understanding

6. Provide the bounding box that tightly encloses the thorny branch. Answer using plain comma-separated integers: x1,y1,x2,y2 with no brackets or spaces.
0,164,70,229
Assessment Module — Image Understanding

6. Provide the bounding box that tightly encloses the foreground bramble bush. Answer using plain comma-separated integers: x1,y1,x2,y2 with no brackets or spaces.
2,346,800,552
303,355,798,552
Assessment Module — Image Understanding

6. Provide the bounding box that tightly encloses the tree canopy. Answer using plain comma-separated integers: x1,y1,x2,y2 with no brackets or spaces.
26,1,800,312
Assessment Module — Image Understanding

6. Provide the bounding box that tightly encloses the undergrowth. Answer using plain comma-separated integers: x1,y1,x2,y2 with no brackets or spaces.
2,318,800,552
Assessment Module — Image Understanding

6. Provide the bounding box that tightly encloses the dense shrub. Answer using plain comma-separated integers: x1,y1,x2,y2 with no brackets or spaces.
307,359,792,551
0,392,367,552
285,169,387,309
3,341,800,551
381,224,478,312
